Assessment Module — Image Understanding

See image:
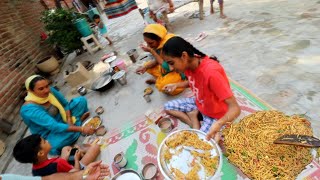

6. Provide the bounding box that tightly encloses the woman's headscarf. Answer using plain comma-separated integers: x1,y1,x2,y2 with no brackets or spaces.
143,24,175,49
25,75,76,124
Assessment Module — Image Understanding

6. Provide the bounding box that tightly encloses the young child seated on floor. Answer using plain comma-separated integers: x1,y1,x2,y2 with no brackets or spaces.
13,134,100,176
93,14,113,45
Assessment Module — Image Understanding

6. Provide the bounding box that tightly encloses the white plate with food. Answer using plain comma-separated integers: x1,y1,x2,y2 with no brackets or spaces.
157,129,223,180
82,116,102,129
104,55,117,63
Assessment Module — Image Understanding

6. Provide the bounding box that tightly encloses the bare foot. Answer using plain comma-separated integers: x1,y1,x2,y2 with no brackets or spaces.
210,7,214,14
81,112,90,121
220,14,227,19
145,79,156,85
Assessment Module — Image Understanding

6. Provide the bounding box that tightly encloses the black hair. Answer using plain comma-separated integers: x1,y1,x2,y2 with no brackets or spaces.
162,36,219,62
143,32,162,42
29,76,46,91
93,14,100,20
13,134,42,164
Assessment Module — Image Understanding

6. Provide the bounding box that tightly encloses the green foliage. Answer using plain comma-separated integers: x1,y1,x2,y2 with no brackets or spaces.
41,9,85,53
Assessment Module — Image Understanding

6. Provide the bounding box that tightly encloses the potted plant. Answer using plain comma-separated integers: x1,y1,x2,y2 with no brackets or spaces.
41,9,85,54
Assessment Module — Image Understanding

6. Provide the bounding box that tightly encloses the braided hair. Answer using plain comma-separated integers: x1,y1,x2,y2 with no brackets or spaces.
162,36,219,62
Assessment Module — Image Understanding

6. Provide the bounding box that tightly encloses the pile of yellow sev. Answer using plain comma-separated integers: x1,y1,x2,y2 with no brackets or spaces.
223,110,313,179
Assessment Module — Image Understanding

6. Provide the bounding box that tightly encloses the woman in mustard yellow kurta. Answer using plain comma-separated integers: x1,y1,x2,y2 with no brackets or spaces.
136,24,186,95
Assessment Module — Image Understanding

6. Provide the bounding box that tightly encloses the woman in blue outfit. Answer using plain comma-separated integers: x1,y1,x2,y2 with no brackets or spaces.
20,75,96,155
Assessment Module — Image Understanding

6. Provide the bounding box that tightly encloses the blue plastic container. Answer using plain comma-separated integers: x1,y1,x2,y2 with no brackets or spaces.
87,8,99,21
74,18,92,37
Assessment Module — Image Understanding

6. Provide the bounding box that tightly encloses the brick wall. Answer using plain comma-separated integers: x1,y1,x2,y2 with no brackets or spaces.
0,0,53,131
42,0,74,9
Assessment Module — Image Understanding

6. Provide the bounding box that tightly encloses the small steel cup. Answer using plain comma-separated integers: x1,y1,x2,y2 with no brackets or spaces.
142,163,157,180
95,106,104,115
77,86,87,96
127,49,138,63
114,152,127,170
117,74,127,85
95,125,107,136
143,94,151,102
158,118,173,133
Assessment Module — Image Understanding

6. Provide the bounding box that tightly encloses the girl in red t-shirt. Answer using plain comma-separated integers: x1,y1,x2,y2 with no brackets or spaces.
162,36,240,141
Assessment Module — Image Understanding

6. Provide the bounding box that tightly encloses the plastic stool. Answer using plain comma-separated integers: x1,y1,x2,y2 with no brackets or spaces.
81,34,103,55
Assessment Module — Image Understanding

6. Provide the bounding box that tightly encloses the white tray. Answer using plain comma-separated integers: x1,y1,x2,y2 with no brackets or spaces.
157,129,223,180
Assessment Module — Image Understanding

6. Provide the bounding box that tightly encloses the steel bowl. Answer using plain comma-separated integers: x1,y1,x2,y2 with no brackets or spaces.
95,106,104,115
95,125,107,136
91,75,114,92
157,117,173,133
141,163,157,180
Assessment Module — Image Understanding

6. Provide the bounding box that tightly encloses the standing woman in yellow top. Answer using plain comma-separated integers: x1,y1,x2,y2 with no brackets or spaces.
136,24,186,96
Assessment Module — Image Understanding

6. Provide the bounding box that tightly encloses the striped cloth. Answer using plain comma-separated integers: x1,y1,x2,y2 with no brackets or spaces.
104,0,138,19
